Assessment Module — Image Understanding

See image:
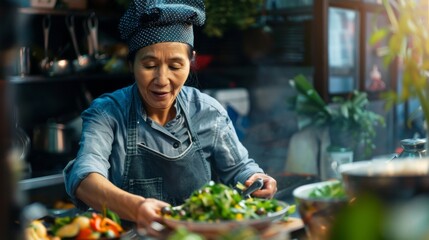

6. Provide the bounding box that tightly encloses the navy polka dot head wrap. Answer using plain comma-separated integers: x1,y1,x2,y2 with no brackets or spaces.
119,0,205,54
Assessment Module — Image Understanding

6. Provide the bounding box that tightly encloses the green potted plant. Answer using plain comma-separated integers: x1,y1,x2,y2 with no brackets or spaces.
114,0,263,37
370,0,429,151
288,75,385,158
204,0,263,37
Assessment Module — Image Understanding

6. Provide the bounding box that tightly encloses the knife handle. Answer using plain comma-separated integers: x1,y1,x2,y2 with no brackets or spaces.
242,178,264,197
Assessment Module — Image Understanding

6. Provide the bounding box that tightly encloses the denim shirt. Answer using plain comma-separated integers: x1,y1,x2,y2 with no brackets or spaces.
63,83,264,208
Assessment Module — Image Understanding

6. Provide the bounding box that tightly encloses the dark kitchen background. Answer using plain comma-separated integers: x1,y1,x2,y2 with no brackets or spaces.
2,0,423,224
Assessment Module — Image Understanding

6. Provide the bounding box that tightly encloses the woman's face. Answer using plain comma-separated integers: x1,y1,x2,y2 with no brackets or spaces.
132,42,191,114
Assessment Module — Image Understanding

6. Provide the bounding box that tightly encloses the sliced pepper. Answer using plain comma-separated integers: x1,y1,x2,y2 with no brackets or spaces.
89,214,102,232
76,227,94,240
101,217,123,233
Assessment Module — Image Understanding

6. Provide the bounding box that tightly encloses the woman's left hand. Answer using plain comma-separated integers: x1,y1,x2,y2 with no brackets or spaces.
245,173,277,199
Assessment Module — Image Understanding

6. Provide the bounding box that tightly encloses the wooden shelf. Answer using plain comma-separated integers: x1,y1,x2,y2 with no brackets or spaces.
7,73,132,84
19,173,64,191
17,7,122,18
267,6,313,16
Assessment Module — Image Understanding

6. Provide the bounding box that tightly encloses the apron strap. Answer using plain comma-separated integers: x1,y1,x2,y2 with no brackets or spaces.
177,94,216,181
176,95,201,149
126,86,139,156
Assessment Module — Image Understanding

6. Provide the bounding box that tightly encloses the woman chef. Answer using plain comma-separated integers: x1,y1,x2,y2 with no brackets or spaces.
64,0,277,235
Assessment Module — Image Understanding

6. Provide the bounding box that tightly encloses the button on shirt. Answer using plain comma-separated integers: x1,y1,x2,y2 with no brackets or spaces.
63,84,263,207
138,102,191,156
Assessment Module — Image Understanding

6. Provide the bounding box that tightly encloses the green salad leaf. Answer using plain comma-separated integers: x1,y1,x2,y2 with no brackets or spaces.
308,181,347,199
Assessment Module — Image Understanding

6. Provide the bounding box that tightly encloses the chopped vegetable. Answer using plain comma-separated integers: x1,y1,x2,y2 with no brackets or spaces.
48,210,123,239
162,181,286,222
76,227,94,240
89,213,103,232
106,208,121,225
26,220,50,240
73,216,91,229
56,222,80,238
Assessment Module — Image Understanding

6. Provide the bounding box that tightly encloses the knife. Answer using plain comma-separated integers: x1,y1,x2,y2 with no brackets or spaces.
241,178,264,198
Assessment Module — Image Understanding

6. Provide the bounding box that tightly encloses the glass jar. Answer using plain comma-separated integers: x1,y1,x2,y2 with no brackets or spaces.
323,145,353,180
397,138,427,159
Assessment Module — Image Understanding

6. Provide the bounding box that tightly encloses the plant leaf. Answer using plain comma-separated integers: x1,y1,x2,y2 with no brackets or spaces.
291,75,327,109
369,28,389,45
341,104,349,119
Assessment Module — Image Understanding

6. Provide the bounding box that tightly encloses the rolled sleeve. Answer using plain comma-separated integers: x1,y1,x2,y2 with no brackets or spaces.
213,113,264,186
63,102,116,209
63,159,107,210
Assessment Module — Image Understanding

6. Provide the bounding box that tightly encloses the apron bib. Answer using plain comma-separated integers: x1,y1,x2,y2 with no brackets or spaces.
121,89,211,206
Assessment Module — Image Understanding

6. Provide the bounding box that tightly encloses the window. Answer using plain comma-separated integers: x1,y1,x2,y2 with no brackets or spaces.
328,7,359,94
365,12,390,92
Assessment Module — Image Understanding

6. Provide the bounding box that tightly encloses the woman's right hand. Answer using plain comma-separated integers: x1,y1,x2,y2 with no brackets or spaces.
135,198,170,237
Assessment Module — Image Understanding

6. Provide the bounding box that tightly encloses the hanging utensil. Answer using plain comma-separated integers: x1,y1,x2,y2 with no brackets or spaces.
40,15,51,73
83,20,94,56
87,12,109,70
65,15,92,73
39,15,72,76
87,13,99,58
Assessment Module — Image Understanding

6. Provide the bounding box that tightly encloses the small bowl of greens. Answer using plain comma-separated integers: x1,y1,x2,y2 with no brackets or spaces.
293,180,350,240
161,181,292,238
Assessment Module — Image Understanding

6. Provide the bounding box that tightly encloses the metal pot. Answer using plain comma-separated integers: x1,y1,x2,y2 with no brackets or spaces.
33,122,72,154
12,127,31,161
340,159,429,202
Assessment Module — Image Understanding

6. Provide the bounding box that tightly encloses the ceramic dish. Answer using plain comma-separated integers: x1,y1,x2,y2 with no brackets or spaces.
162,200,290,236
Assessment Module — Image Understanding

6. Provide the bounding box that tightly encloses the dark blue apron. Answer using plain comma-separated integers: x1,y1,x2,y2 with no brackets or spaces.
121,89,211,206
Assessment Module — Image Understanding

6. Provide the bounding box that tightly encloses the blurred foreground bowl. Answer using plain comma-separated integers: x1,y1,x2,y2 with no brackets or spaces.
340,158,429,202
329,158,429,239
293,180,349,240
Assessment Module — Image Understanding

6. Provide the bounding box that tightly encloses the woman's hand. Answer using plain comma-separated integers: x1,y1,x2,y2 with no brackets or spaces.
245,173,277,199
135,198,170,237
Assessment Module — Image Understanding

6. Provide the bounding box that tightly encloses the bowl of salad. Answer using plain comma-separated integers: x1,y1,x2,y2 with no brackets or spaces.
161,181,292,238
293,180,350,240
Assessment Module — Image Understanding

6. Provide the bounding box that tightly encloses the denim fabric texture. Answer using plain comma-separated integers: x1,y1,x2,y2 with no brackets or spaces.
63,83,263,209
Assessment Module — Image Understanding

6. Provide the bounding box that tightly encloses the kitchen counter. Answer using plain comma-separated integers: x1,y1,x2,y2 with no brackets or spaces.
121,217,305,240
19,172,64,191
19,172,314,239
